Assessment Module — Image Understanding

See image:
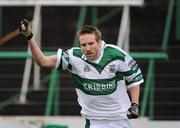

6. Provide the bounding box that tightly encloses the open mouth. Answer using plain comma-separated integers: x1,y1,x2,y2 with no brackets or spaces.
86,52,92,56
85,53,93,59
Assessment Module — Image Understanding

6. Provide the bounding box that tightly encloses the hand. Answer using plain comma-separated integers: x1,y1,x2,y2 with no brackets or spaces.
127,103,139,119
19,19,33,40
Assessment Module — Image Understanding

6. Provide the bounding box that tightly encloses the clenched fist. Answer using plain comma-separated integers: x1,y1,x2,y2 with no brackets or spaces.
19,19,33,40
127,103,139,119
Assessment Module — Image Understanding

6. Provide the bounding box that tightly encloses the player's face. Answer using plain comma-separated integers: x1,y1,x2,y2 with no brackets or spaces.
79,34,101,61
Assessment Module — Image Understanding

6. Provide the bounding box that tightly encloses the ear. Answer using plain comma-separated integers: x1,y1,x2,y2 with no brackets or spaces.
97,40,101,47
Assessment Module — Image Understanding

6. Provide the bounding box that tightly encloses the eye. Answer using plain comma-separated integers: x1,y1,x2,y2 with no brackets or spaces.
81,43,86,47
88,42,94,45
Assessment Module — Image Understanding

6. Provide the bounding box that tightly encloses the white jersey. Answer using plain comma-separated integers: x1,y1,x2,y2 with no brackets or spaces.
55,41,144,120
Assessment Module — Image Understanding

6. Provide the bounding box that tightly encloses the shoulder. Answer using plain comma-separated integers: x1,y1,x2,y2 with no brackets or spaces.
66,47,83,58
104,44,127,58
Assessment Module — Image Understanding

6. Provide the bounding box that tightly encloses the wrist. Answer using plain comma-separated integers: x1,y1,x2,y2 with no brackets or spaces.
26,33,33,40
131,103,139,108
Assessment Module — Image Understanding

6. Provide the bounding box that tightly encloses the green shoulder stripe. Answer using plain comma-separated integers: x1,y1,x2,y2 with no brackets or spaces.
73,48,83,58
98,46,125,65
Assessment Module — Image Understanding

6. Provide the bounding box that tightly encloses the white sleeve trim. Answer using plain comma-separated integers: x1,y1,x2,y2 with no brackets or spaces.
55,48,63,69
127,79,144,89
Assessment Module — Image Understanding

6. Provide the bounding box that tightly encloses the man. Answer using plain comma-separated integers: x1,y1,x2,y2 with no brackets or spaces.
19,19,144,128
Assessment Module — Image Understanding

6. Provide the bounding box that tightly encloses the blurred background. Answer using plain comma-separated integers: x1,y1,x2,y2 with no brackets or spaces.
0,0,180,128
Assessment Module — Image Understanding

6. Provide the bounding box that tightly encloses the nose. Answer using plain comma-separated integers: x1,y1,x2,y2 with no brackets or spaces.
85,45,91,51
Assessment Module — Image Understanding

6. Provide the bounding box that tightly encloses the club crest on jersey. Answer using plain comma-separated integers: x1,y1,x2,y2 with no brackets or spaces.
128,60,136,68
128,59,138,70
109,64,116,73
84,65,91,72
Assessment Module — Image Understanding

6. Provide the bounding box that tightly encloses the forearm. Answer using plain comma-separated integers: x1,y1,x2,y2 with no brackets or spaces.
28,37,46,66
20,19,57,68
27,37,57,68
129,85,140,104
127,85,140,119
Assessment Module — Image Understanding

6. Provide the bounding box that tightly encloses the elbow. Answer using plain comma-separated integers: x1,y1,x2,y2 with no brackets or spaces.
36,61,44,67
34,57,47,68
34,59,45,67
34,56,54,69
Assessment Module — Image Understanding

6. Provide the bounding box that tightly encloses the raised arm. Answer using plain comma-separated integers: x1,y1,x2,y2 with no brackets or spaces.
19,19,57,68
28,37,57,68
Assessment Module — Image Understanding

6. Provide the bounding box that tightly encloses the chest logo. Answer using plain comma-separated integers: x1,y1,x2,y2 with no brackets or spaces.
109,64,116,73
84,65,91,72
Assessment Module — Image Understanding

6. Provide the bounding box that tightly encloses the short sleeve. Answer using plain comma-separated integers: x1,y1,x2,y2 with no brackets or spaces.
55,48,70,70
119,54,144,88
